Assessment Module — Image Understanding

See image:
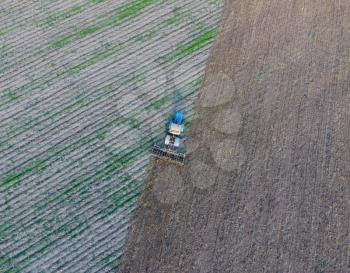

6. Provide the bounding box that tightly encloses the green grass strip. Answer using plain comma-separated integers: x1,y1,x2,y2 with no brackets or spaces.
4,167,144,272
0,5,205,108
0,86,200,270
0,76,201,191
52,0,157,48
0,0,114,37
43,6,83,26
159,27,218,64
0,160,47,189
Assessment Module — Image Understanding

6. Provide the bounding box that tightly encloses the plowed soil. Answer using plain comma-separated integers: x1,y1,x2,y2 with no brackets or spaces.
119,1,350,272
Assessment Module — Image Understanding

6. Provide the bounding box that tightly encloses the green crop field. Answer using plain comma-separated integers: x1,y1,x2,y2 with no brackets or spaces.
0,0,223,272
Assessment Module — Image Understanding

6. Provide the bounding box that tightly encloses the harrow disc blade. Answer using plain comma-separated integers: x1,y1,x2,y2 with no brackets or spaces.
151,146,185,165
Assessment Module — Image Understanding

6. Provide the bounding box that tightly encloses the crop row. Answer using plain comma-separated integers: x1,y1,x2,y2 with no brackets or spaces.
0,0,224,271
0,88,200,270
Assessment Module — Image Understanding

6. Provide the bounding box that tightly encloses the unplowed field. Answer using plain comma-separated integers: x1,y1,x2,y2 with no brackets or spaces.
0,0,223,272
119,1,350,272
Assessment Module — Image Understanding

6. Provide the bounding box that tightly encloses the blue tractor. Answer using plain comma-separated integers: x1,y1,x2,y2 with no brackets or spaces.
151,112,186,164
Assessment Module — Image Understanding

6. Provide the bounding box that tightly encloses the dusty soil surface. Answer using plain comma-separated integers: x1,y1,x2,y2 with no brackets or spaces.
119,1,350,272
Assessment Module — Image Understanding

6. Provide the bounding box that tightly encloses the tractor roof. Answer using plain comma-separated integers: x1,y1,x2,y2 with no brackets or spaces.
174,112,183,124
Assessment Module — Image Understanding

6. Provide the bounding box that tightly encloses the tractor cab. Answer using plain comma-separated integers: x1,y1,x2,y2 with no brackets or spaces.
168,112,184,136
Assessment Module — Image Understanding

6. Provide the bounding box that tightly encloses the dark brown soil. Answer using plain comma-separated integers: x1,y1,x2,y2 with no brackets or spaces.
118,1,350,272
